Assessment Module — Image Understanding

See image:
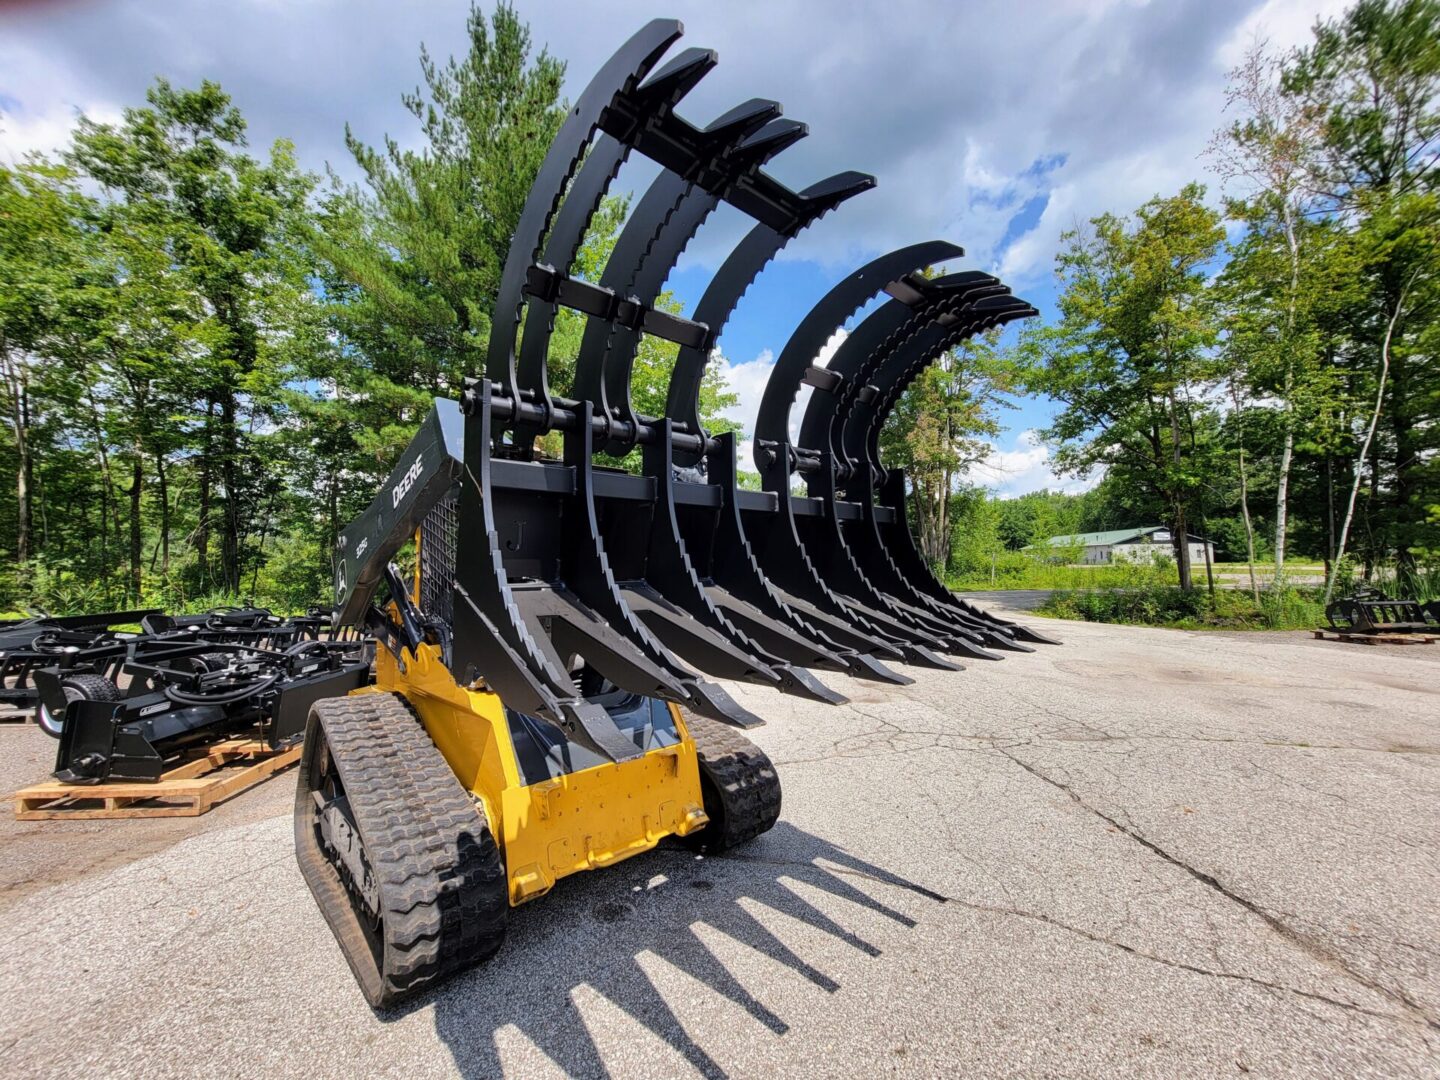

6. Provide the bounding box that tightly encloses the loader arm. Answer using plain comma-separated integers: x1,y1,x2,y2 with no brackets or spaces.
332,400,466,628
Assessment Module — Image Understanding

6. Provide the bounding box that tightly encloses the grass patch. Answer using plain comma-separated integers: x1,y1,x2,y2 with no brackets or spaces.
1038,582,1326,630
947,560,1181,592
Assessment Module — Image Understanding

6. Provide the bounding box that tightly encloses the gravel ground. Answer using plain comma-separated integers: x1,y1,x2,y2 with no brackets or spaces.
1,610,1436,1079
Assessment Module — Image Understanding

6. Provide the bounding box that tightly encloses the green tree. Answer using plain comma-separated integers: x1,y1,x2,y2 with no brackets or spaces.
1211,40,1338,583
880,330,1017,567
1015,184,1226,590
67,79,320,595
313,2,565,468
0,161,91,570
1283,0,1440,575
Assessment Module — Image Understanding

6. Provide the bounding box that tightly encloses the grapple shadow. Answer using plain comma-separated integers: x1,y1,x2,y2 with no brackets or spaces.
382,821,945,1079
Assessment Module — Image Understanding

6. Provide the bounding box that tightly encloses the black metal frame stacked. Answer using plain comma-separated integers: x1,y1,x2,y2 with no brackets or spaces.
333,19,1058,764
45,633,371,783
1325,589,1439,635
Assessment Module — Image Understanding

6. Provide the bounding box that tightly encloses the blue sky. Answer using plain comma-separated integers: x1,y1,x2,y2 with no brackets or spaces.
0,0,1347,494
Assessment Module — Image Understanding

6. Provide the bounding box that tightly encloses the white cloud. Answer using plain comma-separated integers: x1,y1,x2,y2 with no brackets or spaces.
0,0,1345,283
710,326,848,469
0,101,114,164
1217,0,1351,67
962,429,1102,498
0,36,124,165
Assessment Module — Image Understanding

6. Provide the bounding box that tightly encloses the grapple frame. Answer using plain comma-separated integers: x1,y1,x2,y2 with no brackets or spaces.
333,19,1057,762
1326,588,1439,635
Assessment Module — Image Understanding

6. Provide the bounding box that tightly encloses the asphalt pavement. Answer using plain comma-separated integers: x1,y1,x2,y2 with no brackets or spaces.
1,609,1436,1078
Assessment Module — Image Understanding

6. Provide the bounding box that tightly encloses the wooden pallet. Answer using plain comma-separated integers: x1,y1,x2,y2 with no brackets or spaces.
1312,628,1437,646
12,737,301,820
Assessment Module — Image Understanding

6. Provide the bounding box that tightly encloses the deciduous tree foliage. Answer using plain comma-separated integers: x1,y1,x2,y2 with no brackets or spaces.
908,1,1438,593
1010,184,1226,590
880,331,1016,567
0,4,746,613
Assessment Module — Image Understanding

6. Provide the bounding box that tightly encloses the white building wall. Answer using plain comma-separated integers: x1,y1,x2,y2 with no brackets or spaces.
1110,541,1213,565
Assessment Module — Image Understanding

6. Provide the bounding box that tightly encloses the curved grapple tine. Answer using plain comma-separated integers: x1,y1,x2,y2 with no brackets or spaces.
595,114,805,456
486,19,685,399
850,299,1059,643
666,170,875,467
797,276,1029,647
751,241,962,458
745,243,979,651
513,132,628,439
570,97,780,447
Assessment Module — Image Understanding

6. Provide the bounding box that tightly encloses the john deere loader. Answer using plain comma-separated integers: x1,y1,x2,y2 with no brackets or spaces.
297,18,1055,1007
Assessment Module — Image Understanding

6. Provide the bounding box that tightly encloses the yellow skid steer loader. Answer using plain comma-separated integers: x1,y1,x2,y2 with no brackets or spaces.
296,18,1049,1007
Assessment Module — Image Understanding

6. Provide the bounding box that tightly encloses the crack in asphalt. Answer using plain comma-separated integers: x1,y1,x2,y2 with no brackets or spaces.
997,747,1440,1033
946,896,1425,1031
702,848,1432,1034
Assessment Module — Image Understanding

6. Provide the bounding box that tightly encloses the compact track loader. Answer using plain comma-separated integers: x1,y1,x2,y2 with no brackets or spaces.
297,18,1056,1007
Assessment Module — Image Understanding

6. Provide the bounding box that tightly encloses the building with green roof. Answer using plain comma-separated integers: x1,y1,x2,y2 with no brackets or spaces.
1025,527,1214,566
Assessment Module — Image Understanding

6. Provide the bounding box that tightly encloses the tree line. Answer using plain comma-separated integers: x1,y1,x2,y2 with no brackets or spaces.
0,4,734,615
882,0,1439,598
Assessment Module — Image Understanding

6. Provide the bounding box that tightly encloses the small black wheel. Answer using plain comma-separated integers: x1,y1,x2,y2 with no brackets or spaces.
294,693,508,1008
681,711,782,855
36,673,122,739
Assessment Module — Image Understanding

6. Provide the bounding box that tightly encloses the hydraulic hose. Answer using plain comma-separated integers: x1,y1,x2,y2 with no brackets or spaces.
163,671,280,706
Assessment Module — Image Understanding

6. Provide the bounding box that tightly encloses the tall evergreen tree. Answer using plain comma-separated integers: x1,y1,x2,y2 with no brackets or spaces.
312,2,565,463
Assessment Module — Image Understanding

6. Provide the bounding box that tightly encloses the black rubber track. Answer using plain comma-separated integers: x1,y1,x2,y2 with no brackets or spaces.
681,711,783,854
294,693,508,1008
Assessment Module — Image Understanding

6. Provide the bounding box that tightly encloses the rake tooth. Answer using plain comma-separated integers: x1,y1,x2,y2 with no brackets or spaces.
942,637,1006,662
774,665,848,705
685,679,765,730
843,652,914,686
558,699,648,764
981,631,1036,653
897,645,963,672
1005,624,1064,646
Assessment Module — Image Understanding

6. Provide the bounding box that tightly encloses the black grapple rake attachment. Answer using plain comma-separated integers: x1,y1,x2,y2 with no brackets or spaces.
332,18,1059,766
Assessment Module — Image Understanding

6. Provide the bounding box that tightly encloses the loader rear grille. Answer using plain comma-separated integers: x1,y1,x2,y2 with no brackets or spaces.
419,488,459,627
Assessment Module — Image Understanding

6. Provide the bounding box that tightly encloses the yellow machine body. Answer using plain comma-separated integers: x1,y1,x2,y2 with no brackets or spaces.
360,642,708,906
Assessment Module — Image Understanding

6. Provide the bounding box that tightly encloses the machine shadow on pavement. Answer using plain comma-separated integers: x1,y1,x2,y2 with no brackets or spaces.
381,822,946,1079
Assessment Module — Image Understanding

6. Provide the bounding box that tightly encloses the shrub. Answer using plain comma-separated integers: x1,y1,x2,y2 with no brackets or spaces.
1039,582,1326,630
